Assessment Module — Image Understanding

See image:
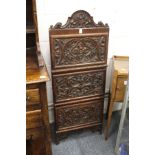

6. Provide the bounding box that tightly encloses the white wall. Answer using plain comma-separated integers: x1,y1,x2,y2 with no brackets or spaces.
36,0,129,123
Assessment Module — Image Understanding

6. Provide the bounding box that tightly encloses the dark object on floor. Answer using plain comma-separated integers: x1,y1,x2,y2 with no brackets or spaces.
119,144,128,155
115,81,129,155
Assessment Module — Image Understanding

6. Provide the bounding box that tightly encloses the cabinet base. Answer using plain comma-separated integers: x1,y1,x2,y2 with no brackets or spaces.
54,124,103,144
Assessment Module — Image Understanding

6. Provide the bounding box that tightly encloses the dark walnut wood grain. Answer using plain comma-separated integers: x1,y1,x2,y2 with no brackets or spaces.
49,10,109,144
26,88,40,103
26,55,52,154
26,110,42,129
26,0,52,154
26,77,52,155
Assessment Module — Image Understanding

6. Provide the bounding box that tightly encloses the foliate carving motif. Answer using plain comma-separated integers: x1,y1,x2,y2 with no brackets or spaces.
54,71,105,101
54,36,106,66
56,102,102,128
53,10,108,28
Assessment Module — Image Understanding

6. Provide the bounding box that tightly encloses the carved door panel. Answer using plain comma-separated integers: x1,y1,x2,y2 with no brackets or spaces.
51,35,108,69
52,69,106,103
55,101,103,130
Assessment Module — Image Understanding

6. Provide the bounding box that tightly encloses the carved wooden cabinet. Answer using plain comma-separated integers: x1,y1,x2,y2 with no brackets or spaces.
26,0,52,154
49,10,109,143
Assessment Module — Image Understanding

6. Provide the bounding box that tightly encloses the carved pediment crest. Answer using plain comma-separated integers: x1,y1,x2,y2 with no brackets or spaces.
52,10,108,29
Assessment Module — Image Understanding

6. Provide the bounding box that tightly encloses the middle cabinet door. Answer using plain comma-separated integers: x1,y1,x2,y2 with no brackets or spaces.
52,68,106,103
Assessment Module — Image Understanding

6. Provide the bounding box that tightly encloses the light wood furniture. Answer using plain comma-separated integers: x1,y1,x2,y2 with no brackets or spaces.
105,56,129,140
115,80,129,154
26,0,52,154
49,10,109,144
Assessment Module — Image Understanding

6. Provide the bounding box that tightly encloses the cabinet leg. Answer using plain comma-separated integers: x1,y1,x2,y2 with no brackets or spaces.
105,100,114,140
55,136,60,145
99,124,103,134
105,92,111,120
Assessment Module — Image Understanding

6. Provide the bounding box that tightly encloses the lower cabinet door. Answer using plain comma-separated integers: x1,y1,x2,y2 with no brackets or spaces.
26,127,44,140
55,100,103,131
53,69,106,103
26,110,43,129
26,137,46,155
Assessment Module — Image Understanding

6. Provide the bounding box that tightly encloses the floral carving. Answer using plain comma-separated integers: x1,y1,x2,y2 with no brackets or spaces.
54,36,106,67
54,71,105,101
56,102,102,128
53,10,108,28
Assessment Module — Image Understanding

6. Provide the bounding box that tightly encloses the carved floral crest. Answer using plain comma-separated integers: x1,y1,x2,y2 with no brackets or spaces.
52,10,109,29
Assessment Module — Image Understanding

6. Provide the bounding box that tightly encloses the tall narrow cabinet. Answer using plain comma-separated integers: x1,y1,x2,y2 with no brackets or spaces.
49,10,109,143
26,0,52,154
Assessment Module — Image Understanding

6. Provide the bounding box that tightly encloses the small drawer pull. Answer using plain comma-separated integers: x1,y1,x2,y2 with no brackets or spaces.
26,135,33,141
116,87,121,90
26,96,30,101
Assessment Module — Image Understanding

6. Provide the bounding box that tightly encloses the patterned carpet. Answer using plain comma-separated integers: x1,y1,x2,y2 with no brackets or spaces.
52,110,129,155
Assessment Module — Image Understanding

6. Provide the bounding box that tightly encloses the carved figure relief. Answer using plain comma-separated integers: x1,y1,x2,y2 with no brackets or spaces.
54,36,106,66
54,71,105,101
56,102,102,128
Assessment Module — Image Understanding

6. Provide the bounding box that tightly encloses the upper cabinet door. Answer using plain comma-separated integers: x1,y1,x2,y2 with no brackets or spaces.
49,10,109,70
52,68,106,103
50,34,108,69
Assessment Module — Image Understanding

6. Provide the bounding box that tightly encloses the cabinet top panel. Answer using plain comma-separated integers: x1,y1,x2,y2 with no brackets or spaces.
26,49,49,84
113,56,129,75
